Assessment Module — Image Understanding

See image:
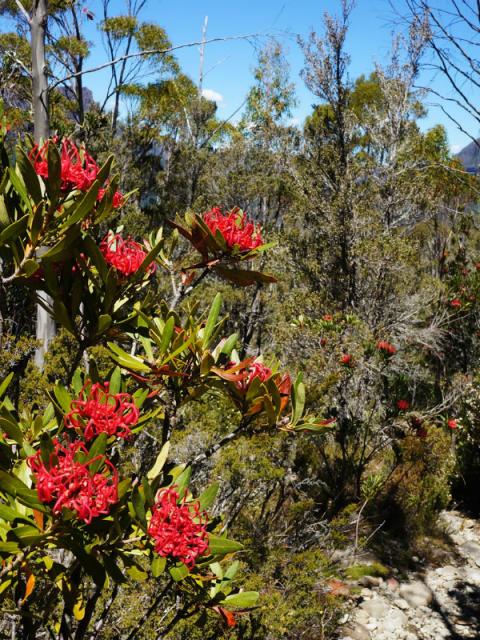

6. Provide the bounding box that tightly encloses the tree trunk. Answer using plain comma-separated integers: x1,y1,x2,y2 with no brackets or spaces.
31,0,49,141
31,0,56,369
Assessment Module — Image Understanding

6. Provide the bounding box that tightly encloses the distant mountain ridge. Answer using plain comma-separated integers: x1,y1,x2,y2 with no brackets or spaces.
456,139,480,173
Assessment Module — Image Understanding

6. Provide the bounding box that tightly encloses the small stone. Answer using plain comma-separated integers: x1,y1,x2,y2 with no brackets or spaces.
359,597,390,618
459,541,480,567
395,597,409,610
359,575,383,587
399,580,433,607
463,567,480,584
338,613,350,625
382,609,408,633
434,565,457,580
387,577,399,591
341,623,371,640
365,620,377,631
360,588,374,598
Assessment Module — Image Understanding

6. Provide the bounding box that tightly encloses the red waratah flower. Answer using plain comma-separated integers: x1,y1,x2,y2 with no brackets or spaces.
322,314,333,322
203,207,263,252
450,298,462,308
64,381,139,441
148,487,209,570
227,360,272,391
27,439,118,524
447,418,458,429
397,399,410,411
377,341,397,355
341,354,353,366
30,138,123,206
100,233,156,277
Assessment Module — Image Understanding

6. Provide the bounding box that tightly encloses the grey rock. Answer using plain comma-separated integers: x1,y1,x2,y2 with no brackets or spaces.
459,541,480,567
341,623,371,640
359,597,390,618
399,580,433,607
381,609,408,633
395,597,410,610
434,565,457,580
463,567,480,584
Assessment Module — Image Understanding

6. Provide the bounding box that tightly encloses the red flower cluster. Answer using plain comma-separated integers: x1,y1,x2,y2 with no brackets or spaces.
447,418,458,429
203,207,263,252
29,138,123,207
341,354,353,366
100,233,156,277
397,399,410,411
148,487,209,569
64,381,139,441
377,341,397,356
322,314,333,322
27,440,118,524
450,298,462,308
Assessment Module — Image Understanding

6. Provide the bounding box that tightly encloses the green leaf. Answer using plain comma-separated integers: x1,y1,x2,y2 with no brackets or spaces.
0,417,23,444
0,214,28,245
207,535,244,555
173,466,191,499
22,259,40,277
53,384,73,414
159,316,175,355
97,314,112,335
8,167,32,212
109,367,122,395
169,562,190,582
198,482,219,511
0,471,44,511
87,433,108,473
0,541,20,554
0,504,33,524
46,141,61,201
0,373,13,399
107,343,150,372
219,591,259,608
126,565,148,582
40,226,79,262
151,556,166,577
52,300,76,335
16,147,42,204
147,442,170,481
291,373,305,424
203,293,222,348
10,525,44,546
214,266,277,287
132,488,146,526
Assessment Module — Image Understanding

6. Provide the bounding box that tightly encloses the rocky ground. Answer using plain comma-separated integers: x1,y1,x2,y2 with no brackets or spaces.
339,511,480,640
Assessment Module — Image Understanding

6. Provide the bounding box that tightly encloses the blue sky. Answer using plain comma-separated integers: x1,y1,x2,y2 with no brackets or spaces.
2,0,478,151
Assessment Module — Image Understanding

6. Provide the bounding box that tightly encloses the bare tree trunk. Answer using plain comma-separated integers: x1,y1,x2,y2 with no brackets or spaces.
31,0,49,141
31,0,55,369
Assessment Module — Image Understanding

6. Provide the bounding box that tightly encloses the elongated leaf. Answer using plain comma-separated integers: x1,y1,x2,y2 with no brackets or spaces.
0,417,23,444
207,535,244,555
214,266,277,287
198,482,219,511
107,343,150,372
109,367,122,395
169,562,189,582
0,373,13,399
151,556,166,577
147,442,170,481
16,148,42,204
53,384,72,414
291,373,305,424
0,214,28,245
203,293,222,348
159,316,175,355
219,592,259,608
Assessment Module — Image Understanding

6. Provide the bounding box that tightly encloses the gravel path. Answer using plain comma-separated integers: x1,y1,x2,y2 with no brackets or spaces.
339,511,480,640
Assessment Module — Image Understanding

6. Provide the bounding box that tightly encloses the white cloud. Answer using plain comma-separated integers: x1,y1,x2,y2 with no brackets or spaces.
202,88,224,103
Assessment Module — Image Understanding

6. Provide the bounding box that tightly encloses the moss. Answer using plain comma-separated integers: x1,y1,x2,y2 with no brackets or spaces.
344,562,390,580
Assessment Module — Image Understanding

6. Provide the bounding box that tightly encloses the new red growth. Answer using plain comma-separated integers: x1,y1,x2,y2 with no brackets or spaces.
28,440,118,524
65,381,139,441
148,487,209,570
